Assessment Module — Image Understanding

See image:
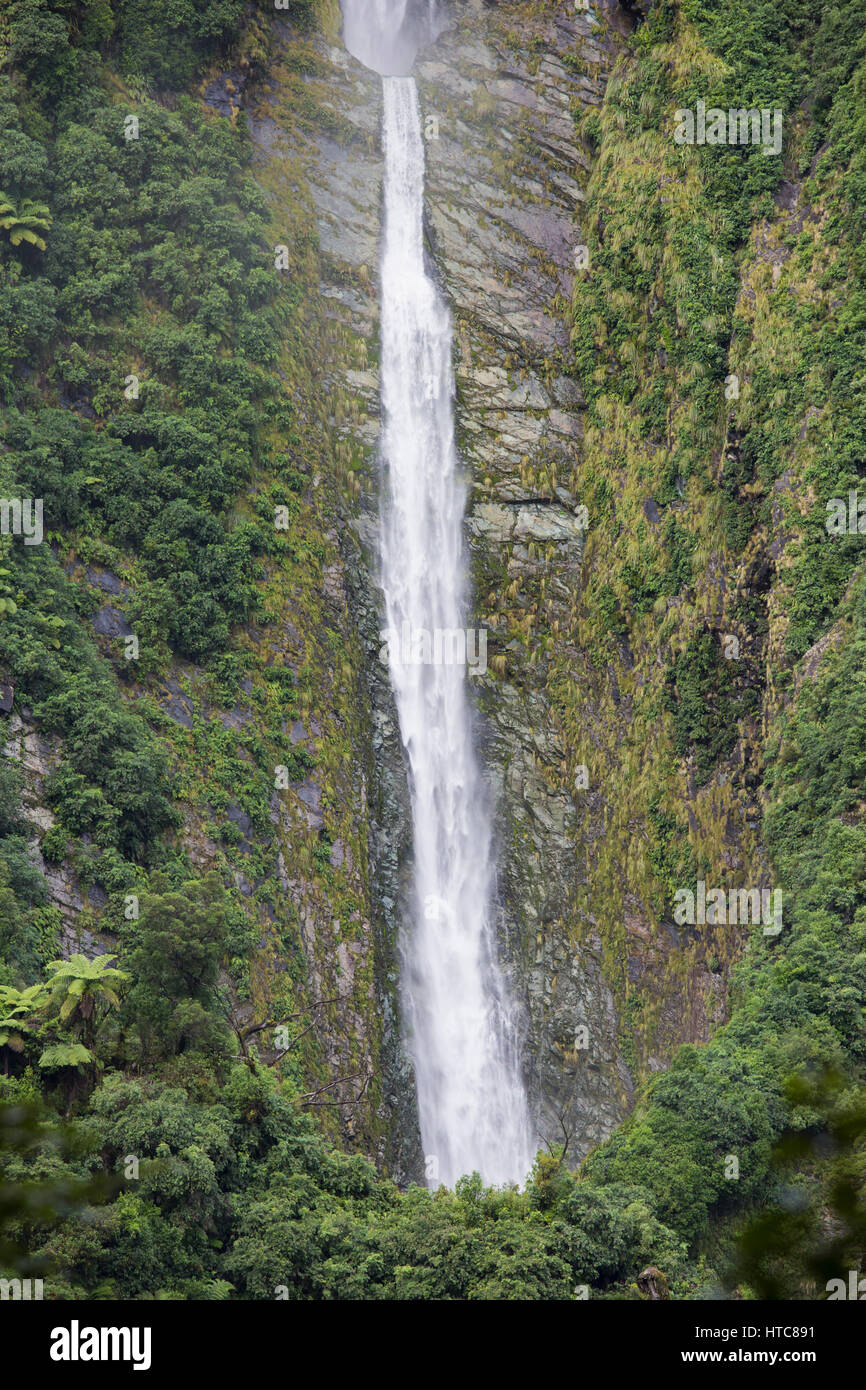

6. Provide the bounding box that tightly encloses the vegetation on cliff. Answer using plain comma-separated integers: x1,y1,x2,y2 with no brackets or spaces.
563,0,866,1290
0,0,863,1300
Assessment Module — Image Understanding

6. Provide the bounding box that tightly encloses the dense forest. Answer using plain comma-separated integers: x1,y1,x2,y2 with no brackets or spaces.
0,0,864,1304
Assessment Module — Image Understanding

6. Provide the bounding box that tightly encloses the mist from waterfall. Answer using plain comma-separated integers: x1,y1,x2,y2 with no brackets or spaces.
341,0,535,1188
342,0,438,75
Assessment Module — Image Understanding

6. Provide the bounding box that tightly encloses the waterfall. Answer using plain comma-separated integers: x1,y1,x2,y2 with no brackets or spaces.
341,0,414,74
342,2,535,1188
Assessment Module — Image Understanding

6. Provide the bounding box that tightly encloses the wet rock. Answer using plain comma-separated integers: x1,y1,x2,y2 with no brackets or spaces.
226,803,253,838
638,1266,670,1300
204,70,248,121
165,694,193,729
85,566,126,596
92,605,132,638
219,706,253,730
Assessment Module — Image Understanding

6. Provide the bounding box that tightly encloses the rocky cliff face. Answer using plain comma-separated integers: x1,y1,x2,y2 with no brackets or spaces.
250,0,640,1160
417,1,634,1151
223,18,425,1179
276,0,773,1163
8,0,788,1178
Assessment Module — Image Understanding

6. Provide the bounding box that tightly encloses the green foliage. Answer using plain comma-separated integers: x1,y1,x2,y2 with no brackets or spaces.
0,761,48,977
557,1,866,1270
2,0,865,1305
646,792,696,899
45,952,129,1047
38,1042,95,1070
583,585,866,1255
113,0,247,89
764,581,866,877
3,0,247,108
0,982,48,1053
663,629,758,784
0,191,50,250
725,1070,866,1299
0,1095,113,1275
121,873,236,1064
1,92,278,659
4,1064,683,1300
38,678,179,859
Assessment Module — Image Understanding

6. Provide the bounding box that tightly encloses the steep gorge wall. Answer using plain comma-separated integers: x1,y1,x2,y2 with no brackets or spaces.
289,0,803,1162
6,0,818,1180
256,0,641,1158
417,1,634,1152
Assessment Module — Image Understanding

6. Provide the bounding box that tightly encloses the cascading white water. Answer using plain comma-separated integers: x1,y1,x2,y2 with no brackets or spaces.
341,0,414,74
343,1,535,1188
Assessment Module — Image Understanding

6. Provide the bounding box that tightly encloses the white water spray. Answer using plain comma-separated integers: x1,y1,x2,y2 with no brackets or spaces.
343,2,535,1188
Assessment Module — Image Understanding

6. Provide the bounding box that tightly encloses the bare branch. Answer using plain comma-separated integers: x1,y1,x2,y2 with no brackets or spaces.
299,1072,372,1109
